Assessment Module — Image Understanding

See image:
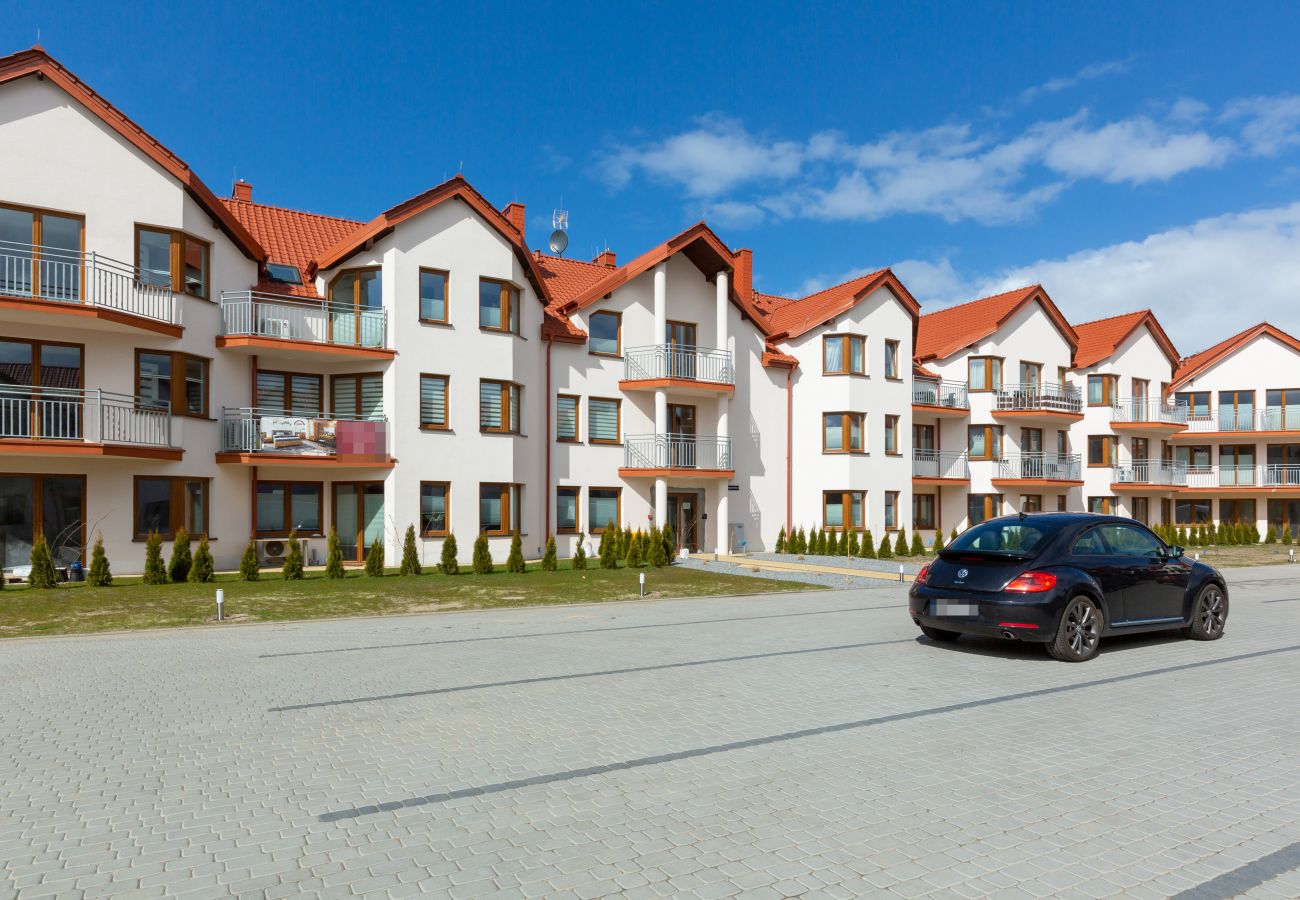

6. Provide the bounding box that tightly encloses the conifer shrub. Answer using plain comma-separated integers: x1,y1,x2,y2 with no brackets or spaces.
27,534,59,589
283,532,305,579
326,529,346,579
472,534,493,574
363,537,385,577
506,531,525,573
440,533,460,575
1282,524,1293,545
168,527,192,583
238,538,260,581
1176,526,1187,545
826,530,839,556
1266,525,1278,544
87,532,113,587
649,528,668,567
626,531,644,567
910,531,925,556
932,531,945,553
860,529,876,558
542,534,558,571
877,533,894,559
572,532,588,570
846,529,859,557
189,535,215,583
142,531,168,585
950,526,959,543
775,527,786,554
399,524,422,575
600,524,619,569
894,529,908,556
661,523,675,562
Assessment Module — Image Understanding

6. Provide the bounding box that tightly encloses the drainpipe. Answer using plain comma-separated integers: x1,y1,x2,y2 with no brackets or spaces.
544,336,552,537
250,355,259,539
786,366,793,534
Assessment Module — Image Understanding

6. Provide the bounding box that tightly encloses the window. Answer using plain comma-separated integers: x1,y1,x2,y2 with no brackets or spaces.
1175,391,1211,419
823,335,865,375
419,268,449,323
823,491,864,531
968,356,1003,392
1088,496,1115,514
479,483,521,534
967,494,1001,526
331,373,384,419
1219,390,1255,430
480,380,522,434
0,474,85,569
588,488,621,533
884,340,900,379
1097,524,1161,557
1133,437,1150,461
1087,435,1116,467
884,491,900,530
1087,374,1118,407
479,278,520,333
255,371,322,415
556,486,579,533
589,398,620,444
823,412,865,453
1267,499,1300,533
1265,388,1300,429
0,339,83,437
1021,427,1043,454
884,415,901,455
136,225,209,298
1175,498,1212,524
134,476,208,538
968,425,1003,460
1133,378,1149,402
419,374,448,430
913,423,936,451
1022,494,1043,513
913,494,936,530
1072,528,1107,555
265,263,302,285
1057,431,1068,455
1057,495,1067,512
556,395,579,442
0,203,84,301
1132,497,1149,524
255,481,322,536
589,311,621,355
1021,362,1042,390
328,268,384,347
1219,499,1256,525
1176,444,1213,470
420,482,449,536
136,350,209,417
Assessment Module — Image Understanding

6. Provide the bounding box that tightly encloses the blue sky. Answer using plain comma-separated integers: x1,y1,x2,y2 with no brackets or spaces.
7,0,1300,352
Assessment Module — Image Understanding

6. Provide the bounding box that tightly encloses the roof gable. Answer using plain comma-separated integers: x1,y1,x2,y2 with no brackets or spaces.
916,285,1078,363
763,268,920,340
0,47,264,261
220,197,360,298
1071,310,1180,370
1173,322,1300,388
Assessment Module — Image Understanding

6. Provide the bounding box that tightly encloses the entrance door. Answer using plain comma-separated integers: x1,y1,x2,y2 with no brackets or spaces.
668,403,697,467
667,492,699,553
333,482,384,562
666,321,697,380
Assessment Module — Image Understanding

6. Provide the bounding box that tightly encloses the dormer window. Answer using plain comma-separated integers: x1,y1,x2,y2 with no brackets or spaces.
265,263,302,285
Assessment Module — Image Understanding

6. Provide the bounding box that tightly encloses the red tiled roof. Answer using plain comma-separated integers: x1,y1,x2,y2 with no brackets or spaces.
763,269,920,339
220,197,361,298
533,253,614,342
914,364,942,380
761,346,799,368
1172,322,1300,389
0,47,264,262
1071,309,1180,370
916,285,1077,362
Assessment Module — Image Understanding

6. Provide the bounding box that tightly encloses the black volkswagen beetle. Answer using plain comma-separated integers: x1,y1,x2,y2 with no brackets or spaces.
909,513,1228,661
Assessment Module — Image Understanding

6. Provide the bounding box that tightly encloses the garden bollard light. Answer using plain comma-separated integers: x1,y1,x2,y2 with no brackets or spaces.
216,589,224,622
639,572,645,597
1291,549,1296,563
898,564,904,582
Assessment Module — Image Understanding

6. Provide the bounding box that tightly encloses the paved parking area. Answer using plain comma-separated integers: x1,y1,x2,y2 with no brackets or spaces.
3,566,1300,899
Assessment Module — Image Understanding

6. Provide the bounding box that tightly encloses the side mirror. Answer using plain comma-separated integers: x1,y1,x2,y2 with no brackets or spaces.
1168,545,1184,559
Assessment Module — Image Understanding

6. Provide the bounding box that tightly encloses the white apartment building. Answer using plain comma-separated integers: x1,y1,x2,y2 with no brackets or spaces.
0,47,1293,577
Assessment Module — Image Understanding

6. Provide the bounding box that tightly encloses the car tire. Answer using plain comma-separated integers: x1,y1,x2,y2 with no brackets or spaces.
919,624,961,643
1185,584,1228,641
1047,595,1102,662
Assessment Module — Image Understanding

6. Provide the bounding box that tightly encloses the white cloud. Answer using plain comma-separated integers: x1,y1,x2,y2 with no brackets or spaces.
1041,116,1233,183
1222,94,1300,156
1019,58,1133,104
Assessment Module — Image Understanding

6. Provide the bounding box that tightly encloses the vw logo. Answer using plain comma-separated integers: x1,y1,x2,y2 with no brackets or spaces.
957,568,969,579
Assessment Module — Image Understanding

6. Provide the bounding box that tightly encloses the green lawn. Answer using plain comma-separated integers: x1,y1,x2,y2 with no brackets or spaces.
0,562,818,639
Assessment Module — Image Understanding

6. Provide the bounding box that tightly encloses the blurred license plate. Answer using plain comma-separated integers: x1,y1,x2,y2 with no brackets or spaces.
934,600,977,617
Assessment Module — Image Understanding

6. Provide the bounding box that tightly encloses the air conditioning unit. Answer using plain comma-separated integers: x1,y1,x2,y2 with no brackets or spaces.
269,318,291,339
256,538,289,566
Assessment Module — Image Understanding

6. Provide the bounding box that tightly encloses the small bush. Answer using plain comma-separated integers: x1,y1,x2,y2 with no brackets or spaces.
572,533,588,570
846,529,859,557
472,534,493,574
1282,524,1293,545
932,531,945,553
950,526,959,543
910,531,925,556
894,529,908,556
860,529,876,559
284,532,305,580
626,531,644,568
775,527,786,554
399,524,422,575
440,533,460,575
27,534,59,589
877,533,894,559
661,523,675,562
238,539,260,581
826,530,839,556
650,527,668,567
142,531,168,585
364,537,385,577
168,527,192,583
1176,526,1187,545
325,529,346,579
600,523,619,569
506,531,525,573
1266,525,1278,544
189,535,215,583
87,532,113,587
541,534,557,571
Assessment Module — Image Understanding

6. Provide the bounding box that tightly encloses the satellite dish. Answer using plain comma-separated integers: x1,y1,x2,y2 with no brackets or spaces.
548,229,569,255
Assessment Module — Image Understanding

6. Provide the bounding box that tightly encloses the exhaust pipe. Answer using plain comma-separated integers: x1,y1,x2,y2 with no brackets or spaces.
1001,630,1017,640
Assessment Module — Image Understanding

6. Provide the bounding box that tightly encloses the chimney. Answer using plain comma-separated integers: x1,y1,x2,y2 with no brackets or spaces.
232,180,252,202
594,249,617,268
503,202,526,239
733,248,753,303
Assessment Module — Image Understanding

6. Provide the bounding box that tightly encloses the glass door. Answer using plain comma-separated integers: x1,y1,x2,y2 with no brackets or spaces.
666,321,697,380
668,492,699,553
1219,390,1254,431
0,339,83,439
333,482,385,562
329,269,382,347
668,403,696,467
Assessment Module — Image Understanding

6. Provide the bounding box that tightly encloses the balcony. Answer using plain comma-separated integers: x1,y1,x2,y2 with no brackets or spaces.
1178,407,1300,437
992,382,1083,423
619,344,734,395
619,434,734,478
912,378,970,417
0,385,179,460
991,452,1082,486
1110,398,1188,433
0,241,181,336
912,449,970,483
1182,464,1300,493
1111,459,1188,490
217,292,393,360
217,408,393,467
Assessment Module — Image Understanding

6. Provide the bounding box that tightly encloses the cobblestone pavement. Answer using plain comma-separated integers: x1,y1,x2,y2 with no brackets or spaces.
3,566,1300,899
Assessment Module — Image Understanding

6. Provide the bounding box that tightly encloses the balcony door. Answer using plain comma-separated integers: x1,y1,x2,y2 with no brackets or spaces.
333,482,384,563
666,321,697,380
667,492,699,553
0,203,83,301
1219,444,1256,486
0,338,83,440
328,268,383,348
668,403,697,467
1218,390,1254,431
0,474,85,570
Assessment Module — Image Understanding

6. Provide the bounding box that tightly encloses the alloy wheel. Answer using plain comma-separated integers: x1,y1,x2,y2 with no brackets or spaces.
1199,588,1226,636
1064,599,1099,656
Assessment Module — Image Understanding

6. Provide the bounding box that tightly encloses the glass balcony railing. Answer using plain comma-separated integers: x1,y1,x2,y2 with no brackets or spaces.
912,449,969,479
219,407,390,461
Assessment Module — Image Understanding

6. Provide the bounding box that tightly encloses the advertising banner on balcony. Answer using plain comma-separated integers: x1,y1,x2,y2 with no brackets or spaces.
254,416,388,463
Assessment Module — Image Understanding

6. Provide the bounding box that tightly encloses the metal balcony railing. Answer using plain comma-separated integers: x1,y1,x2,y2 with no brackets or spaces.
0,241,180,325
1183,407,1300,433
995,382,1082,414
220,407,389,459
0,385,173,447
912,449,969,479
995,452,1082,481
623,344,734,385
623,433,732,470
1111,459,1188,486
912,378,969,410
1111,398,1189,425
1183,464,1300,488
220,291,388,349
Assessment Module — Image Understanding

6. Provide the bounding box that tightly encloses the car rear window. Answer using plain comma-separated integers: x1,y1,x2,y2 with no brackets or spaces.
949,520,1057,555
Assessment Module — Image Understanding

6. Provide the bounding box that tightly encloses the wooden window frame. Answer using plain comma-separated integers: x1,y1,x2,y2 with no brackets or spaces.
418,267,450,325
480,379,522,434
420,481,451,537
968,424,1003,461
556,394,580,443
822,334,866,376
968,356,1004,392
0,201,86,299
254,370,324,415
330,372,385,419
588,397,622,445
912,493,937,530
968,493,1002,525
479,277,521,335
884,490,901,531
1087,374,1118,407
555,486,581,534
325,266,384,345
588,310,623,357
587,487,622,534
133,475,210,540
822,490,865,532
0,472,88,565
884,414,901,456
134,349,210,418
1087,434,1116,467
253,479,324,537
478,482,520,535
1020,361,1043,387
1088,496,1116,515
822,411,865,454
884,339,901,380
1022,494,1044,513
419,373,450,431
1131,496,1150,525
134,223,210,299
1219,498,1257,525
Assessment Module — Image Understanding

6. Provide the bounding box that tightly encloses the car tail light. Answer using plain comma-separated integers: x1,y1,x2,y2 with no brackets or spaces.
914,565,929,585
1004,571,1057,593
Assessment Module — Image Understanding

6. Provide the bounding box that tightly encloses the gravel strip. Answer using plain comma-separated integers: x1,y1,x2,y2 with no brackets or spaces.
677,556,906,591
745,551,928,576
